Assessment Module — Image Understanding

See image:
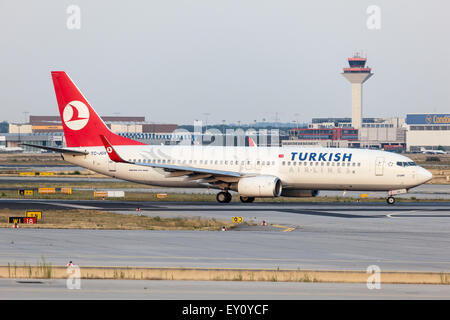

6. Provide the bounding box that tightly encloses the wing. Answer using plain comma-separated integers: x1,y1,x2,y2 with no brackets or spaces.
99,135,243,184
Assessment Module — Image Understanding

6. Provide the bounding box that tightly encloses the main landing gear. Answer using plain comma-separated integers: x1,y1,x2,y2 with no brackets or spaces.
216,191,232,203
239,196,255,203
216,192,256,204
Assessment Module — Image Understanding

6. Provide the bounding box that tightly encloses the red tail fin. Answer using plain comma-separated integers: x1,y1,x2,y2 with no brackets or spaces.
51,71,145,147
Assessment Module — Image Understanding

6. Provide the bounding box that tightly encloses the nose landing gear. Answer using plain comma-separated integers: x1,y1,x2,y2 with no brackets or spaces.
386,188,407,205
386,196,395,205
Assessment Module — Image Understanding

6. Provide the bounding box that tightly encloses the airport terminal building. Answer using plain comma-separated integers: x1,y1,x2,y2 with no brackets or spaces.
406,114,450,152
284,117,407,151
2,115,180,151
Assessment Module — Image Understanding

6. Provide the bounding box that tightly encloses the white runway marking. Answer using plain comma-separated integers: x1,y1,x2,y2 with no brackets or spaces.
43,202,101,210
387,210,416,218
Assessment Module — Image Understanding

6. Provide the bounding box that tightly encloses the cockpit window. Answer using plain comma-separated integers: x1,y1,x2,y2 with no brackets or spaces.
396,161,417,167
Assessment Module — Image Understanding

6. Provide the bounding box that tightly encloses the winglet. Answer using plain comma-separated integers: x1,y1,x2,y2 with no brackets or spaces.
99,135,129,163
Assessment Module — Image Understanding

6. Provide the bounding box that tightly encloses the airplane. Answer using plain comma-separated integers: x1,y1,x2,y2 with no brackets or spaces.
420,147,447,155
23,71,433,204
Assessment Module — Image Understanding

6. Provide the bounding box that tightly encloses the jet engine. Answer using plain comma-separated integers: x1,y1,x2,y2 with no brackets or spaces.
236,176,282,197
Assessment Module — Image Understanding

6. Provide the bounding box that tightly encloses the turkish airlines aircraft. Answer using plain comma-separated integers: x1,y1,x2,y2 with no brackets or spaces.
24,72,432,204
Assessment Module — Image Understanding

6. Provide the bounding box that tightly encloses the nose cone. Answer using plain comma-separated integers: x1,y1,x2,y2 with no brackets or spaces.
419,167,433,184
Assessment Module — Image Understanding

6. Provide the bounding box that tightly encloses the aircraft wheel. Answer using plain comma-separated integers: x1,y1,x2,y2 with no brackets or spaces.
217,192,232,203
386,196,395,205
240,196,255,203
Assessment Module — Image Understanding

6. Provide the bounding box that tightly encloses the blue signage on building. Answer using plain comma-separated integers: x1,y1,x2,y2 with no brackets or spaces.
406,114,450,125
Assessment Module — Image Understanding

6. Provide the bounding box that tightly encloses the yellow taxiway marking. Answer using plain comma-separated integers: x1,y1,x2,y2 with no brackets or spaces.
271,224,296,232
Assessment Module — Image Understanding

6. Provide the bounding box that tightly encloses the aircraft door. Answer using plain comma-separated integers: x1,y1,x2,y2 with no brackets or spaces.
375,157,384,176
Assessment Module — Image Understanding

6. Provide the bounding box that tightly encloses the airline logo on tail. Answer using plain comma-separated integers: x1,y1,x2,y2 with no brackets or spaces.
63,101,90,130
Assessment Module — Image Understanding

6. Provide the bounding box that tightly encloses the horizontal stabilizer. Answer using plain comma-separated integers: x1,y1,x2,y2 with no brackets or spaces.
20,143,88,155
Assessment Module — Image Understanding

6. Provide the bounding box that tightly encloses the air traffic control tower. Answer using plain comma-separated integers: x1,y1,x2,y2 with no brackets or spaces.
342,53,373,130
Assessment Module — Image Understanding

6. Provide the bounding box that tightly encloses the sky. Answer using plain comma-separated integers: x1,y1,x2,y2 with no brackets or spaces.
0,0,449,125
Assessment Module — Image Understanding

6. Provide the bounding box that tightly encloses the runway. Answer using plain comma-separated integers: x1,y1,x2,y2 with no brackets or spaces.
0,200,449,273
1,279,449,299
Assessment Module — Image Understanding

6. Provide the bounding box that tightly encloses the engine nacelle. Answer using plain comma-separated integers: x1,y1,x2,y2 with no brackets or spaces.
281,189,319,197
237,176,282,197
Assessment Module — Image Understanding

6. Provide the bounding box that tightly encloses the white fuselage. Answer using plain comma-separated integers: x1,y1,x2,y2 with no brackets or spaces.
63,145,432,193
